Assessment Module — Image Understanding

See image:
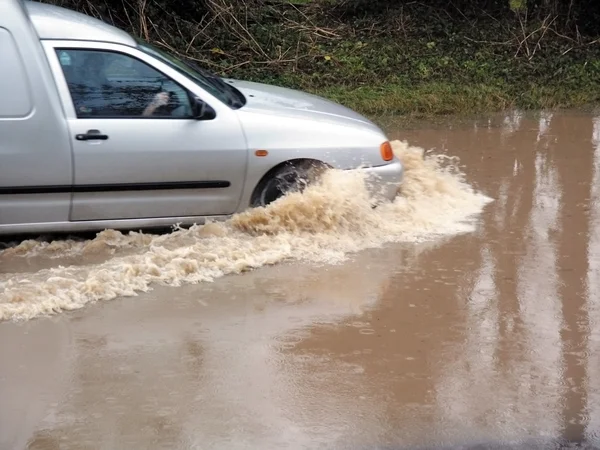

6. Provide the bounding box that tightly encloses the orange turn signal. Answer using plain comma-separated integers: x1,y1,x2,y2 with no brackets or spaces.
255,149,269,157
380,141,393,161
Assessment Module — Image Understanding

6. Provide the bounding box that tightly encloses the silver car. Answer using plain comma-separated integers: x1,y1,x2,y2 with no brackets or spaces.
0,0,404,236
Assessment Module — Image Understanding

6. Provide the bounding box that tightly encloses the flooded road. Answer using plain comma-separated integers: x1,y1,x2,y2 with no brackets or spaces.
1,110,600,449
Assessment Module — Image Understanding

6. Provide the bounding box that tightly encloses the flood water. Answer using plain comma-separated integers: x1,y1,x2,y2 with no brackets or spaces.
1,109,600,449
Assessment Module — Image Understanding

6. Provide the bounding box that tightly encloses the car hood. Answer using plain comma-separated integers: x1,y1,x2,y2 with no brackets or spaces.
224,79,378,129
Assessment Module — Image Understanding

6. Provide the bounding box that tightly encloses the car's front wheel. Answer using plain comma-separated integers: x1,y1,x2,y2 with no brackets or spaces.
251,160,327,207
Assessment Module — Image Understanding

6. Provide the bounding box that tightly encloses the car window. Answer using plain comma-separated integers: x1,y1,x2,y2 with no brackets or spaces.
137,41,245,110
55,49,193,119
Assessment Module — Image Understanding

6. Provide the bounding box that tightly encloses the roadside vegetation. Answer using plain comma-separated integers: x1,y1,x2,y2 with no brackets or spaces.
46,0,600,117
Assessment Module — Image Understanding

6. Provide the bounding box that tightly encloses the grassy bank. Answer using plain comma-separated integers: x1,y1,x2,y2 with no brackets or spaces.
310,81,600,117
47,0,600,117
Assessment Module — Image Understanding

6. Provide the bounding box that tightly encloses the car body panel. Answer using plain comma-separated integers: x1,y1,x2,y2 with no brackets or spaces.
66,116,248,221
232,107,402,211
225,79,380,130
0,0,73,227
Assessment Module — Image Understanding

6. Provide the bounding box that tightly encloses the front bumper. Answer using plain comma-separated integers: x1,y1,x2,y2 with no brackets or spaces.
358,158,404,203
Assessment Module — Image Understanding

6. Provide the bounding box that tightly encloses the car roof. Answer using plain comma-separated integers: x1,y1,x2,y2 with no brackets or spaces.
24,1,136,47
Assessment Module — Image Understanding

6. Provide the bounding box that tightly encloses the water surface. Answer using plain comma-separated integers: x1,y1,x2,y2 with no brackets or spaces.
1,110,599,449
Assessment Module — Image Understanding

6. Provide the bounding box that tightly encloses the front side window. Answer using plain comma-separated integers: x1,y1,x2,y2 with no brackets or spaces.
137,41,246,110
55,49,193,119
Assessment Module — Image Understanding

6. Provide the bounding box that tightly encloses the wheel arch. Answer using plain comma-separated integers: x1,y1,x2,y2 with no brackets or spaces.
249,158,332,207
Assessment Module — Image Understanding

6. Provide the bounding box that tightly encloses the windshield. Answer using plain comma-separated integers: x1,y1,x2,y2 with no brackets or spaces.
137,40,245,109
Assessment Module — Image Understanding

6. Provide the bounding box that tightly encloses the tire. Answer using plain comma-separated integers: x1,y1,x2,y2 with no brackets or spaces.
252,160,327,207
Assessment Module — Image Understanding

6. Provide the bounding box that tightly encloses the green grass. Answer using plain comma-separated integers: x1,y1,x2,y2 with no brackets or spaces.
311,83,509,117
304,81,600,118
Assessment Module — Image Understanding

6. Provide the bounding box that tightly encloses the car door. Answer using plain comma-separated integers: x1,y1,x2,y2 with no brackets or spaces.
43,41,248,222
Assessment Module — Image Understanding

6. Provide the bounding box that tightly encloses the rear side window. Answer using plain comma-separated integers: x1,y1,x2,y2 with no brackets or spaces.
55,48,193,119
0,27,32,118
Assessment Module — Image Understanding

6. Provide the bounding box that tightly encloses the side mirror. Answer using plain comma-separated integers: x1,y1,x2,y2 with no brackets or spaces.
192,97,216,121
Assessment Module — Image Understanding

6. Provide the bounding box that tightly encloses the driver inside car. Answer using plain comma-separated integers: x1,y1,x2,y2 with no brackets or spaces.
60,50,171,118
141,91,170,116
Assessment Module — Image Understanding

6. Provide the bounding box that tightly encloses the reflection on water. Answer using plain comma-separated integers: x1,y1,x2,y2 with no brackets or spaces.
554,111,592,443
2,110,600,449
371,110,598,447
502,109,525,136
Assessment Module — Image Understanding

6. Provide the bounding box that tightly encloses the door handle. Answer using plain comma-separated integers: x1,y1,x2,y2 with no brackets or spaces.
76,129,109,141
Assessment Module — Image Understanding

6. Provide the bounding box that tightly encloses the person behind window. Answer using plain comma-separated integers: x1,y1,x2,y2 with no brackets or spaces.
109,53,172,117
62,50,171,118
142,91,170,116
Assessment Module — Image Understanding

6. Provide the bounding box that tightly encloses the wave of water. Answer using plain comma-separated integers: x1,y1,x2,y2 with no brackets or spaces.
0,140,493,321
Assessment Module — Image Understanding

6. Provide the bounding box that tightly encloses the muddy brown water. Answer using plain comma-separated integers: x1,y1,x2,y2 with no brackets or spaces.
1,110,600,449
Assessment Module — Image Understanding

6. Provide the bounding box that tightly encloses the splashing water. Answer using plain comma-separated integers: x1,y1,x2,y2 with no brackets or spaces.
0,140,493,321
